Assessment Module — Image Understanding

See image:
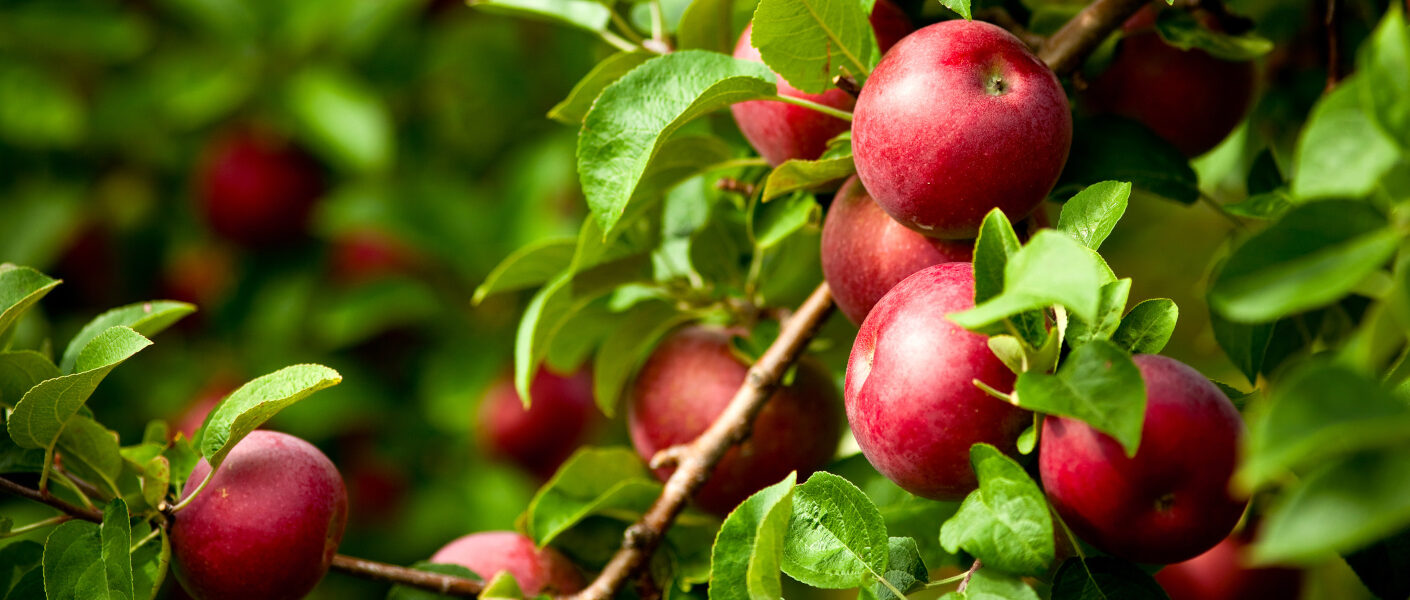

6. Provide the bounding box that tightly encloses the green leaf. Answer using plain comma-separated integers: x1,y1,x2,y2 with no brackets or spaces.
578,50,774,237
827,454,961,569
1209,200,1400,323
468,0,611,33
0,428,45,474
57,415,124,497
8,327,151,450
973,209,1023,305
592,302,691,416
780,472,889,589
940,444,1054,577
474,239,578,305
709,472,796,600
1238,361,1410,492
0,541,43,598
524,447,664,546
59,300,195,374
0,265,60,340
1111,299,1177,354
859,537,929,600
762,155,855,201
0,62,85,148
194,364,342,468
1056,181,1131,251
100,499,134,600
1358,5,1410,147
937,0,972,19
1223,190,1293,220
1291,77,1399,201
1154,9,1273,61
939,570,1040,600
1254,450,1410,564
42,520,104,600
1054,116,1198,204
678,0,741,52
1014,340,1146,456
752,193,819,249
750,0,876,93
387,563,482,600
130,523,168,600
138,456,170,510
1065,279,1131,348
951,231,1114,329
0,351,59,408
287,66,394,173
549,51,654,125
481,572,525,599
162,436,198,497
1208,310,1273,386
1050,557,1169,599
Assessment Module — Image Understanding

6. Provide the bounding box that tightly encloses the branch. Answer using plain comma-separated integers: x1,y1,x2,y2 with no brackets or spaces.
571,283,836,600
330,555,485,597
1038,0,1150,75
0,475,102,522
978,7,1047,50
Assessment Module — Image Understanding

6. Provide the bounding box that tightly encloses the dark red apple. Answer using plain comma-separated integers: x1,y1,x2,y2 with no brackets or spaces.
1155,532,1304,600
852,20,1071,239
1040,354,1246,564
845,262,1029,500
171,376,240,441
1082,7,1257,157
328,229,421,285
628,326,842,515
730,0,912,166
171,430,348,600
478,368,600,479
429,531,585,595
196,127,326,247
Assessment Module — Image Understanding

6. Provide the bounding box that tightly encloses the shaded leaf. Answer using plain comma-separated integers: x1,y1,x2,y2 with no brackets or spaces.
1014,340,1146,455
709,472,796,600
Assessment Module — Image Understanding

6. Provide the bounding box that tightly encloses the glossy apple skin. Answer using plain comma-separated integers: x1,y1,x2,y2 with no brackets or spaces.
171,431,348,600
628,326,843,515
845,262,1029,500
852,20,1071,239
1083,8,1256,157
730,0,912,166
430,531,586,595
478,368,599,479
1040,354,1247,564
1155,533,1304,600
196,128,326,247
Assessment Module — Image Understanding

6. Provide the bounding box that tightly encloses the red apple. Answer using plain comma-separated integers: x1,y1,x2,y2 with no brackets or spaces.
1155,532,1304,600
852,20,1071,239
162,243,236,317
196,127,326,247
170,377,239,441
730,0,912,166
171,431,348,600
845,262,1029,500
478,368,600,479
628,326,842,515
1082,7,1257,157
429,531,585,595
328,229,421,285
1040,354,1246,564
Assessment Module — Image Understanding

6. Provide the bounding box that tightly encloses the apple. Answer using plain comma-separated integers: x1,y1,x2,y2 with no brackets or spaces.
1040,354,1246,564
196,127,326,247
170,377,239,441
845,262,1029,500
1155,532,1304,600
1082,7,1257,157
328,229,421,285
478,368,599,479
730,0,912,166
628,326,842,515
429,531,585,595
851,20,1071,239
171,430,348,600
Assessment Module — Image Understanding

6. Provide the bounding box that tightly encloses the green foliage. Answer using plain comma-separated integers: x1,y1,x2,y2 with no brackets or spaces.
0,265,59,341
1154,10,1274,61
940,444,1054,577
386,563,482,600
780,472,888,589
1050,557,1169,599
761,156,856,202
709,473,795,600
194,364,343,468
58,300,195,374
750,0,877,93
1054,117,1198,204
8,327,151,451
523,447,663,546
550,52,655,125
951,230,1114,329
1055,181,1131,251
1015,341,1147,455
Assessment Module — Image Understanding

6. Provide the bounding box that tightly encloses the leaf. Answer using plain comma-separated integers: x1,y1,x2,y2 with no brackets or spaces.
57,415,124,496
473,239,578,305
592,302,691,416
468,0,611,33
1053,116,1198,204
1343,528,1410,600
286,66,394,173
939,570,1040,600
859,537,929,600
951,231,1114,329
59,300,195,373
524,447,664,546
1223,190,1293,220
709,472,796,600
780,472,889,589
1238,360,1410,492
42,520,105,600
762,155,855,201
194,364,342,468
481,572,525,599
1111,299,1178,354
1065,279,1131,348
1209,200,1400,323
940,444,1054,577
752,193,819,249
0,429,45,474
0,541,43,598
1154,9,1273,61
8,327,151,450
549,51,654,125
162,436,198,497
1291,76,1399,201
100,499,134,600
1208,310,1273,386
1056,181,1131,251
139,456,170,510
1049,557,1170,599
937,0,972,19
578,50,774,237
678,0,740,52
130,524,168,600
1358,5,1410,147
1254,450,1410,564
0,62,84,148
750,0,876,93
387,563,482,600
1014,340,1146,455
0,351,60,408
827,454,961,569
972,209,1023,305
0,265,60,340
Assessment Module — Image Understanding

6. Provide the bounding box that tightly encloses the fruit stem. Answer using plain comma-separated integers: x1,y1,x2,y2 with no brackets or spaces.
770,95,853,121
169,468,216,513
609,11,645,45
599,30,640,54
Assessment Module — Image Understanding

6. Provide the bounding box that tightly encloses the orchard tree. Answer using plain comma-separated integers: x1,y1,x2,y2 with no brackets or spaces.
2,0,1410,599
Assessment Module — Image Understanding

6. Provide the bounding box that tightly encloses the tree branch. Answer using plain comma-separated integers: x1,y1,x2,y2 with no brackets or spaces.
330,555,485,597
0,475,102,522
1039,0,1150,76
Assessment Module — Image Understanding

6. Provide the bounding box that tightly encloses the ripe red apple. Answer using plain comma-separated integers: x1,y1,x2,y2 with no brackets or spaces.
628,326,842,515
845,262,1029,500
1082,7,1257,157
328,229,421,285
431,532,584,594
171,430,348,600
852,20,1071,239
1040,354,1246,564
478,368,600,479
170,377,239,441
1155,532,1303,600
730,0,912,166
196,127,326,247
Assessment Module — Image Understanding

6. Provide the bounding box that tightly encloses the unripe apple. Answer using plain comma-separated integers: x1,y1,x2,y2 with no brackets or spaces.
1082,7,1257,157
171,430,348,600
1040,354,1246,564
478,368,599,479
730,0,912,166
196,128,326,247
430,531,586,595
845,262,1029,500
852,20,1071,239
1155,532,1304,600
628,326,843,515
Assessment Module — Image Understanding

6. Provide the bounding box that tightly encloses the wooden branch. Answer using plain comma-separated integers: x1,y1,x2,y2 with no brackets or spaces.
330,555,485,597
0,475,102,522
1039,0,1150,75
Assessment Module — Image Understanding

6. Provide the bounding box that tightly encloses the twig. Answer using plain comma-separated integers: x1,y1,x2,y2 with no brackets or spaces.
715,178,757,198
1039,0,1151,76
979,7,1047,49
330,555,485,597
957,559,983,593
0,476,103,522
833,74,862,98
1325,0,1341,91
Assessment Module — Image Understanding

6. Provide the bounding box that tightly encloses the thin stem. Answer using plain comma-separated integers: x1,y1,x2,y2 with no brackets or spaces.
0,476,103,522
38,445,53,493
956,559,983,593
599,30,639,53
770,95,853,121
170,468,216,513
609,11,646,45
649,0,666,43
1,514,72,538
875,571,909,599
330,555,484,597
927,571,971,587
973,379,1017,405
130,526,161,552
48,469,96,511
1198,192,1247,230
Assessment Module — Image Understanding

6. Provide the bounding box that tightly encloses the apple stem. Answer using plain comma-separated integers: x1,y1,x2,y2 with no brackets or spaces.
957,559,984,593
599,30,641,54
771,95,854,122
